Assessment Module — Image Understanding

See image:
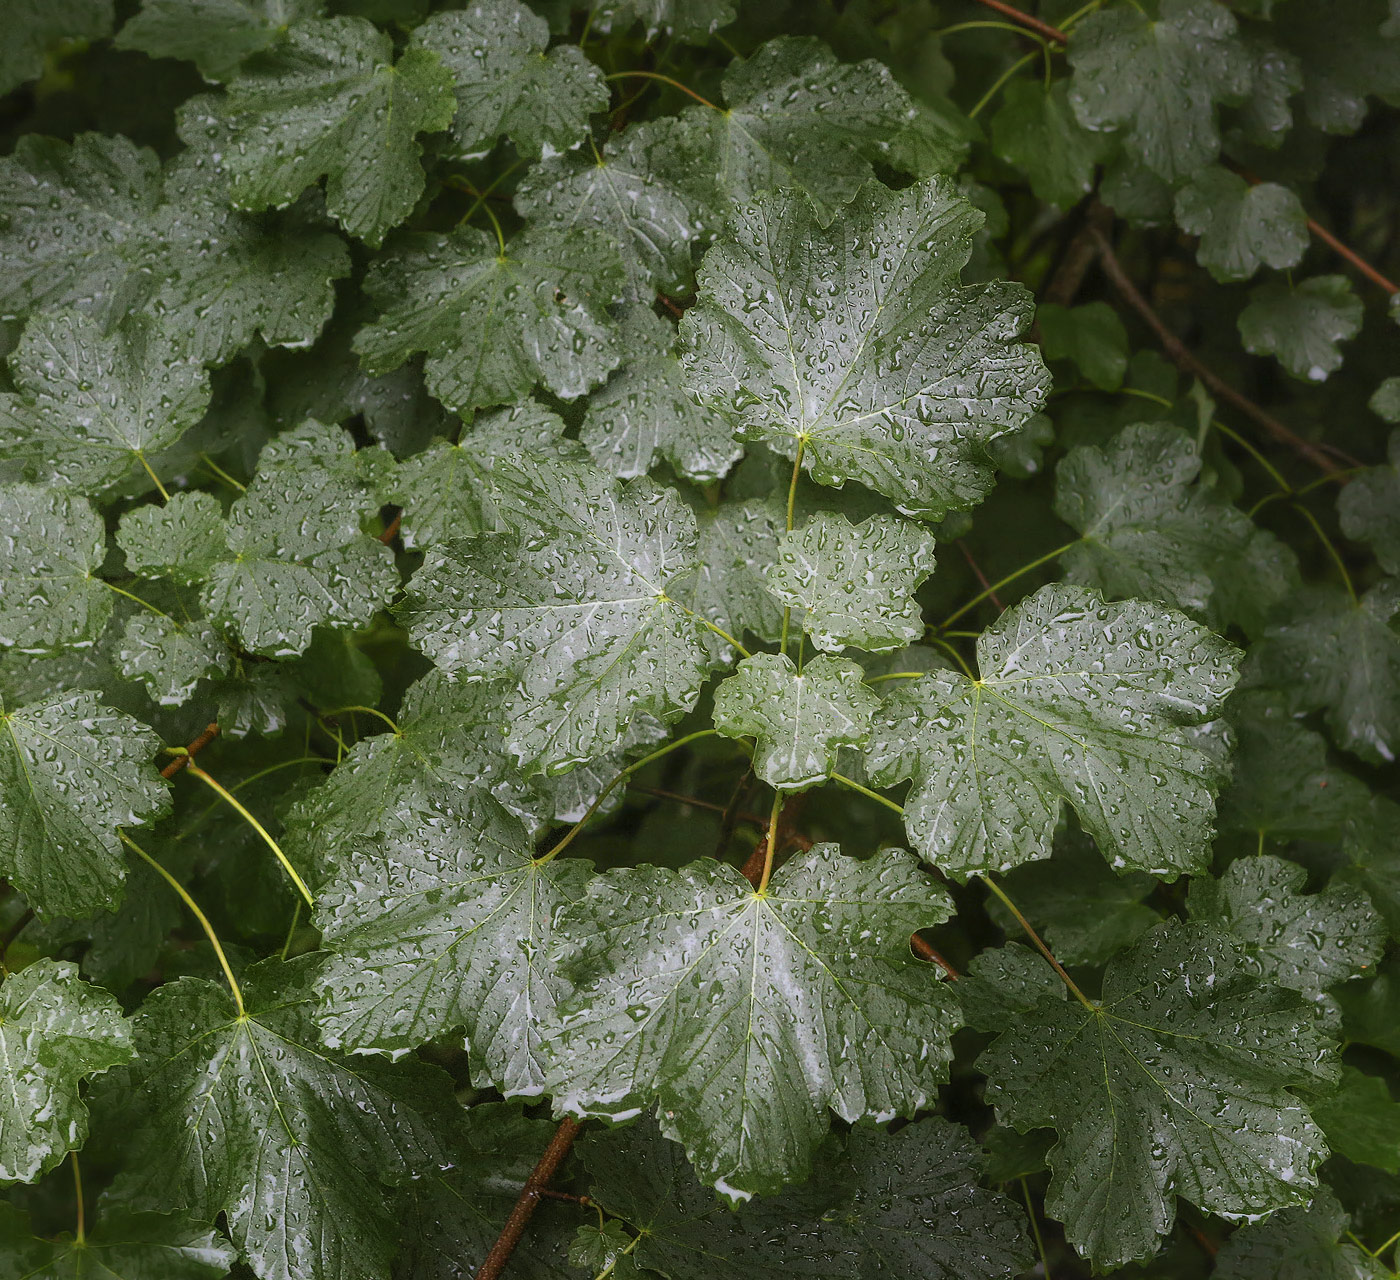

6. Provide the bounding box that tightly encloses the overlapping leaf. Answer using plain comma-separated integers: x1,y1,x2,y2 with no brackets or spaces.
1067,0,1252,183
1173,167,1308,282
0,312,209,495
680,178,1048,520
118,422,397,657
1338,429,1400,574
765,512,937,652
0,485,111,653
580,306,740,482
713,652,877,789
1054,423,1299,633
104,957,457,1280
868,584,1239,878
0,692,169,918
981,922,1337,1268
412,1,606,158
355,222,625,416
177,16,456,244
1239,275,1363,382
1213,1188,1385,1280
0,960,133,1184
0,1204,235,1280
115,0,320,81
399,455,710,774
315,788,588,1095
2,0,113,96
545,844,957,1197
1190,855,1385,997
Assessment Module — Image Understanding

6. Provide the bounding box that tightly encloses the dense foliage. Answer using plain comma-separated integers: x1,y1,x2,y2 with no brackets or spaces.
1,1,1399,1277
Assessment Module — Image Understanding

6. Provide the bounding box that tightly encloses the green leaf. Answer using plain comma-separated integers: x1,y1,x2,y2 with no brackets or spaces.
680,178,1048,521
547,844,956,1197
676,36,930,223
399,455,710,774
1173,167,1309,282
990,80,1103,211
411,2,607,158
588,0,734,40
0,691,169,918
0,1204,234,1280
681,497,785,663
764,512,937,653
1275,0,1400,134
177,17,457,245
0,137,348,360
115,0,319,81
580,306,741,483
1189,854,1385,997
582,1115,1032,1280
116,613,231,707
1037,301,1129,392
355,222,625,416
713,652,878,790
954,943,1064,1033
105,957,457,1280
390,401,581,549
142,157,350,366
0,485,111,653
119,423,398,657
315,788,590,1095
1370,378,1400,423
514,117,715,298
1054,422,1300,633
1245,582,1400,764
1,0,114,96
1213,1188,1386,1280
1216,691,1372,843
0,959,133,1184
1067,0,1252,183
0,312,210,496
1239,275,1363,382
980,921,1336,1269
1338,429,1400,574
1313,1067,1400,1175
867,584,1239,879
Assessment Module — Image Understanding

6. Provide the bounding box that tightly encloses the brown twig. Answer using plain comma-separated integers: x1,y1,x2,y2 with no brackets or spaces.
161,724,220,779
379,510,402,545
656,292,685,318
1303,216,1400,296
630,785,767,826
477,1118,582,1280
956,540,1005,613
911,932,959,979
971,0,1067,44
1089,220,1344,476
1040,202,1114,308
738,793,811,887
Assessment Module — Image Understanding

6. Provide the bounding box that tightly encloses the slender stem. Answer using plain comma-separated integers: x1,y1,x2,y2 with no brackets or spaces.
1291,502,1357,602
592,1232,641,1280
928,635,976,680
631,785,766,824
71,1153,86,1244
480,198,507,257
983,874,1095,1010
756,790,784,894
958,539,1005,612
969,49,1037,118
101,580,172,621
321,705,400,735
1369,1227,1400,1259
911,932,959,978
135,452,171,502
1249,468,1360,517
828,772,907,817
175,755,333,841
936,19,1050,46
1021,1177,1050,1277
1303,216,1400,296
670,601,752,658
1207,418,1293,494
178,759,314,908
281,901,302,961
540,730,721,863
939,540,1080,629
122,833,245,1016
780,438,806,655
199,452,246,492
476,1118,582,1280
865,671,926,684
604,70,717,110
